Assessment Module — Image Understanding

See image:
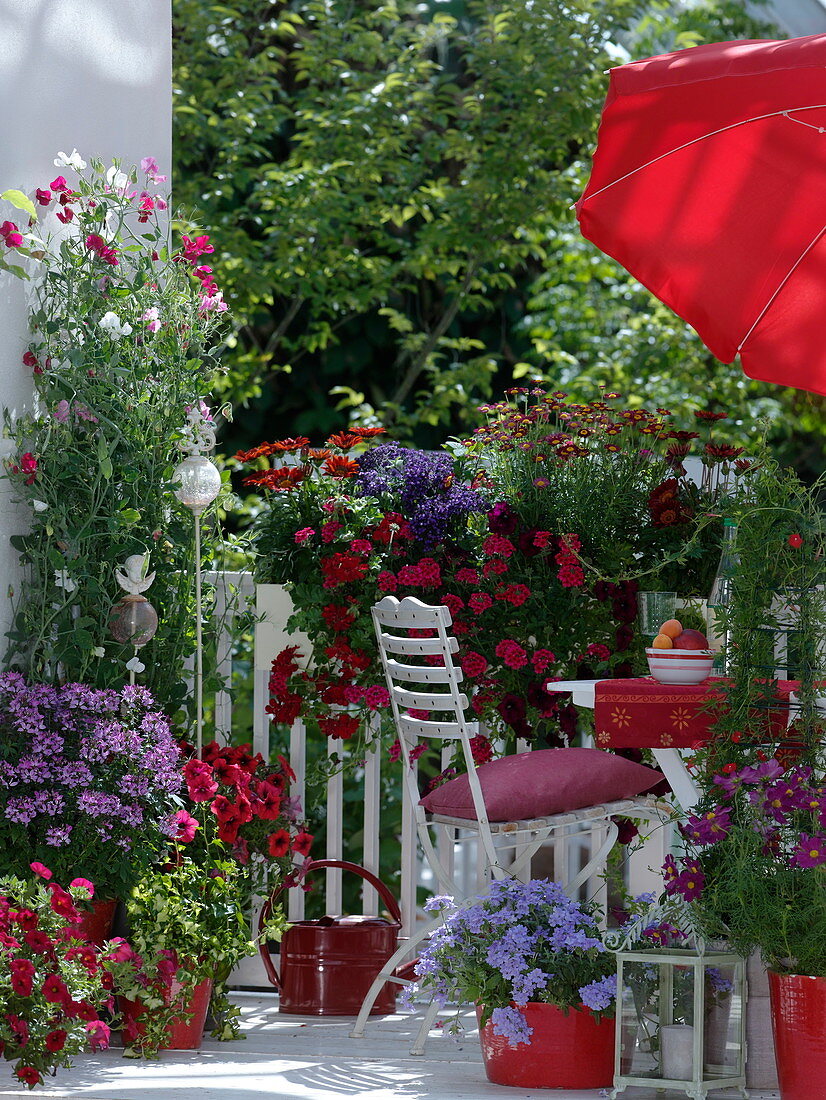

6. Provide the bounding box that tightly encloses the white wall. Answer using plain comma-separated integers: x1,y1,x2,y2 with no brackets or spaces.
0,0,171,650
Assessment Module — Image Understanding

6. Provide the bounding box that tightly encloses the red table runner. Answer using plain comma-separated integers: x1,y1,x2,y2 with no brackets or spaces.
594,677,797,749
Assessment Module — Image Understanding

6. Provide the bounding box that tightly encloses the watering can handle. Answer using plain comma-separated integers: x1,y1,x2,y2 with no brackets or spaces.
258,858,403,993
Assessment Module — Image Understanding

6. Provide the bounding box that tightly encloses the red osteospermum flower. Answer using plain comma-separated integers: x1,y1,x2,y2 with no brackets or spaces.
234,441,289,461
323,455,360,479
326,431,360,450
291,829,314,857
267,829,291,858
258,467,307,491
270,436,311,453
349,426,386,438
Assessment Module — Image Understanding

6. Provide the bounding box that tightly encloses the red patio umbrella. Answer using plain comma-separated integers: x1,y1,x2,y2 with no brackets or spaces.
576,33,826,396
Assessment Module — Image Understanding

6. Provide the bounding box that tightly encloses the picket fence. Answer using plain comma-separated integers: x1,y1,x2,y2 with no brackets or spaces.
206,571,665,948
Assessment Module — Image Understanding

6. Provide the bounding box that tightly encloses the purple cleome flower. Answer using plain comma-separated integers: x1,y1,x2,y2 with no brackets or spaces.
0,672,182,888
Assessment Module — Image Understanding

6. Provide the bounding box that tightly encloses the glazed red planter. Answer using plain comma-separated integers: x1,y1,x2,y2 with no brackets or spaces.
476,1002,614,1089
119,977,213,1050
769,971,826,1100
76,898,118,946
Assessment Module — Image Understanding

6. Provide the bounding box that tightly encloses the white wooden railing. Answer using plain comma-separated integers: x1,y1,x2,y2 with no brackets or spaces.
204,572,666,947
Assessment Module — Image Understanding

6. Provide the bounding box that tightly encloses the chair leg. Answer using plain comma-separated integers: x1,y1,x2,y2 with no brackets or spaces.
349,913,444,1039
410,997,443,1056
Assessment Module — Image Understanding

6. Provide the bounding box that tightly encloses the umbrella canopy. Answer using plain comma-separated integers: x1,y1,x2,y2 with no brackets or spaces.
576,33,826,396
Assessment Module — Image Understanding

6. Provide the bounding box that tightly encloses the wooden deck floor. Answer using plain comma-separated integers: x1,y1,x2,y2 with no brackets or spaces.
0,994,779,1100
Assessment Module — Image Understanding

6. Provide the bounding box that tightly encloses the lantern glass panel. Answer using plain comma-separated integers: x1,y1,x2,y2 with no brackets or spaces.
615,949,745,1096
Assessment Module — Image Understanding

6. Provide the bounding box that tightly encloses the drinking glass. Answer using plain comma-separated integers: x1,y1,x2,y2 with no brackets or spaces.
638,591,677,641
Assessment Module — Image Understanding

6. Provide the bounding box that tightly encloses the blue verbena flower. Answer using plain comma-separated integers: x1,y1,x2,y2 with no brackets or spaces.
490,1005,533,1047
579,974,618,1012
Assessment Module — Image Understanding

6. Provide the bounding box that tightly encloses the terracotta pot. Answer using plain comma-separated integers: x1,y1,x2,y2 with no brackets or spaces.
476,1002,614,1089
76,898,118,946
769,970,826,1100
119,975,213,1051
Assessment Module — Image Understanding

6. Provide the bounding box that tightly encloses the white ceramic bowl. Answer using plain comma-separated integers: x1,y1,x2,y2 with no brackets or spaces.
645,647,714,685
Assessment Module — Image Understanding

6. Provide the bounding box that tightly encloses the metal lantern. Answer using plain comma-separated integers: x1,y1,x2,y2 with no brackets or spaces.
612,946,746,1100
172,403,222,753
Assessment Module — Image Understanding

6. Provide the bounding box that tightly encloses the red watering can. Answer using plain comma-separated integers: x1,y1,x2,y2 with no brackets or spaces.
259,858,403,1015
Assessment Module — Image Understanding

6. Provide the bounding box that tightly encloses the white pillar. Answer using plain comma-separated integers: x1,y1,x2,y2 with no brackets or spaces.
0,0,172,648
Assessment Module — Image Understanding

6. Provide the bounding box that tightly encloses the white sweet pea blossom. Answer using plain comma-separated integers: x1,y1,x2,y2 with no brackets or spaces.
125,655,145,674
98,312,133,340
92,646,105,658
54,569,77,593
105,166,130,194
54,149,86,170
32,500,48,513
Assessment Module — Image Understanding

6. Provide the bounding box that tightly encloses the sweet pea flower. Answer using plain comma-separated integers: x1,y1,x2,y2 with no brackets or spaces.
142,306,161,333
98,311,133,340
54,149,86,170
53,569,77,593
105,165,130,194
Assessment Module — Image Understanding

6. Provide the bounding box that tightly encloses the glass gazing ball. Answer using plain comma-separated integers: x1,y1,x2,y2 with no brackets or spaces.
172,455,222,514
109,595,159,647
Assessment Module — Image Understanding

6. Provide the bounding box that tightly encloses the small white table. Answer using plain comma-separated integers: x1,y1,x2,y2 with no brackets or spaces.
546,679,702,811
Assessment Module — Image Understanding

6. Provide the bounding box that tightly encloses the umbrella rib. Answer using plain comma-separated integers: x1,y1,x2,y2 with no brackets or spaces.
581,104,826,204
736,222,826,355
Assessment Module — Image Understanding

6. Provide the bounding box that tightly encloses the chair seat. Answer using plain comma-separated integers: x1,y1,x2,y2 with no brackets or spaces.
426,795,670,833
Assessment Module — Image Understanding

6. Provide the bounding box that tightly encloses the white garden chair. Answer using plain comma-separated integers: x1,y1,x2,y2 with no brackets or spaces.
351,595,670,1054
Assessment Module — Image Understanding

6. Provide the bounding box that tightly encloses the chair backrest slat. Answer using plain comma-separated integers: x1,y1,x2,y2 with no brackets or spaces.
385,658,458,685
398,715,466,741
391,685,469,712
378,632,458,657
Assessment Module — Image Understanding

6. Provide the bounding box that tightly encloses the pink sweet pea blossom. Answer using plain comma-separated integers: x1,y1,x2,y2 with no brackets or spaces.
35,187,52,205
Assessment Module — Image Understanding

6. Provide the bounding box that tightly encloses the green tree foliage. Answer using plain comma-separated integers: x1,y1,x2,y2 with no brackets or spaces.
173,0,824,473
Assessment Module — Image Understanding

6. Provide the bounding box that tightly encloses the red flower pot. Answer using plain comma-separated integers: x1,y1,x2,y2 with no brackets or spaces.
119,975,213,1050
76,898,118,947
769,970,826,1100
476,1002,614,1089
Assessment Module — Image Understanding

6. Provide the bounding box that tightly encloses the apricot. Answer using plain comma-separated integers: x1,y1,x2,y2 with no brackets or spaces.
651,633,674,649
658,619,683,639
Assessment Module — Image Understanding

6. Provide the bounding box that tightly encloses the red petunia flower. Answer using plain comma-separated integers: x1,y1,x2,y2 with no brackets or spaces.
267,829,291,858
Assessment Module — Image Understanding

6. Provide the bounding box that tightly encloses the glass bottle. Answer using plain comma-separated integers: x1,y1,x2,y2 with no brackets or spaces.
707,519,739,673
